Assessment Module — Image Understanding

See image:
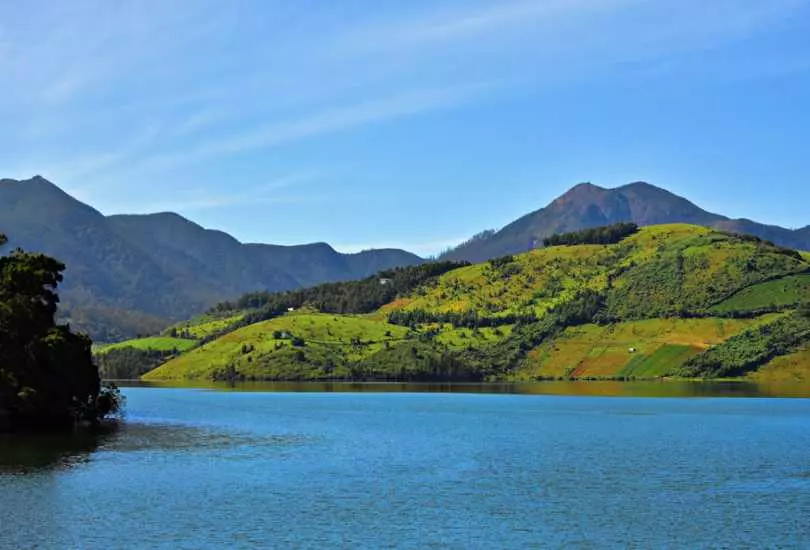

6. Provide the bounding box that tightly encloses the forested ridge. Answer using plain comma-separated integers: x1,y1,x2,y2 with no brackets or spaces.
212,261,469,317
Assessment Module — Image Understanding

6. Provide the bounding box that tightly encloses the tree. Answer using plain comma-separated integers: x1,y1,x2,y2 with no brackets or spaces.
0,234,118,432
543,223,639,247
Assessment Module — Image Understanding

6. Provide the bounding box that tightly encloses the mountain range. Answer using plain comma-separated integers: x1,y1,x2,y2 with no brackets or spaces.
441,181,810,263
2,176,808,341
0,176,421,341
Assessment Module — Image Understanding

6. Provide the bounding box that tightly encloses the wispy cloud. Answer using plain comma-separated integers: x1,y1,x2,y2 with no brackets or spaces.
1,0,808,201
109,172,324,214
334,237,468,257
338,0,637,51
136,81,500,174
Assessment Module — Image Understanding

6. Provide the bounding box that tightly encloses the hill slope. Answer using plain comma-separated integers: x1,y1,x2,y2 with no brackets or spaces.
0,176,422,341
142,224,810,382
442,182,810,263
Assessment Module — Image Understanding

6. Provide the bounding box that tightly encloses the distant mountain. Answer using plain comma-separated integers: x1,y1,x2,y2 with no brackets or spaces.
441,182,810,263
0,176,422,341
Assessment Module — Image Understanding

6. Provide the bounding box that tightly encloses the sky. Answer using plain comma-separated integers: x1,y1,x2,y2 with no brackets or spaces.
2,0,810,256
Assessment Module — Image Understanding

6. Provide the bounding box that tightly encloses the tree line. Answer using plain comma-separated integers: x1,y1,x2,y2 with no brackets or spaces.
96,348,179,380
387,309,538,329
210,261,469,329
543,222,639,247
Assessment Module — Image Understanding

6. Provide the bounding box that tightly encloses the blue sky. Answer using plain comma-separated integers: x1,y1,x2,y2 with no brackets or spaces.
2,0,810,256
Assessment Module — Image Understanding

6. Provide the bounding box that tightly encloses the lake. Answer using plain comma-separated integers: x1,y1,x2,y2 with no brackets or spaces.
2,382,810,548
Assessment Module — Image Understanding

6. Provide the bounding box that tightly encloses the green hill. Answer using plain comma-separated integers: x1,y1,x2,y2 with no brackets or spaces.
141,224,810,382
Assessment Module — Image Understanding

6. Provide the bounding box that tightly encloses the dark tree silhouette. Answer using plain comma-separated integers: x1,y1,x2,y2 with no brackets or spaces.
0,233,120,432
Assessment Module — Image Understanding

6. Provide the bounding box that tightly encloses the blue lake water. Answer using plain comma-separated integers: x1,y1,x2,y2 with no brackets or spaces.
2,384,810,548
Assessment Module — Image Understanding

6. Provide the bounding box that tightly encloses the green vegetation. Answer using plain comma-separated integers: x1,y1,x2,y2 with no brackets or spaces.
0,233,121,432
604,228,804,319
96,348,177,380
709,274,810,314
96,337,197,354
210,261,468,323
749,345,810,383
521,317,767,380
92,334,202,380
679,309,810,378
143,313,411,381
165,314,245,340
140,224,810,382
383,225,805,323
543,222,639,247
620,345,700,379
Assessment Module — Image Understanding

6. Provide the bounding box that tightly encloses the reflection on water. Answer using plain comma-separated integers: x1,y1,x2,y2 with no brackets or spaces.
0,429,109,472
0,421,307,474
126,379,810,398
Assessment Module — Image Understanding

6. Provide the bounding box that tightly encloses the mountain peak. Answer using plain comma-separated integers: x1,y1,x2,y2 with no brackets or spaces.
617,181,682,198
552,182,607,204
0,174,104,220
567,181,606,194
618,181,656,191
1,175,55,187
441,180,751,263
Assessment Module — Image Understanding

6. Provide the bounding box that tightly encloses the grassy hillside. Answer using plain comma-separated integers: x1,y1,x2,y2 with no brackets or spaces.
520,316,777,380
386,225,804,321
141,224,810,382
144,312,411,381
165,313,246,339
96,337,198,354
709,274,810,314
749,345,810,383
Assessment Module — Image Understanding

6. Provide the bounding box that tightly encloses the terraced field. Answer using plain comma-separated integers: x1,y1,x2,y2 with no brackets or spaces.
520,317,773,380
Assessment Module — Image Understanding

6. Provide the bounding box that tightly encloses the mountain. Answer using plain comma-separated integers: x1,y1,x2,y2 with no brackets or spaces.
5,176,809,343
0,176,422,341
135,224,810,383
441,182,810,263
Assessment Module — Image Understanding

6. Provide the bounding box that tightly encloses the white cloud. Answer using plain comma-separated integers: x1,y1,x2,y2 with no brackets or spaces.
334,237,468,258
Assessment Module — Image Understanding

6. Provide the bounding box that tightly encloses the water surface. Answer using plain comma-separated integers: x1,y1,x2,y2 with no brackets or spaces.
2,384,809,548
